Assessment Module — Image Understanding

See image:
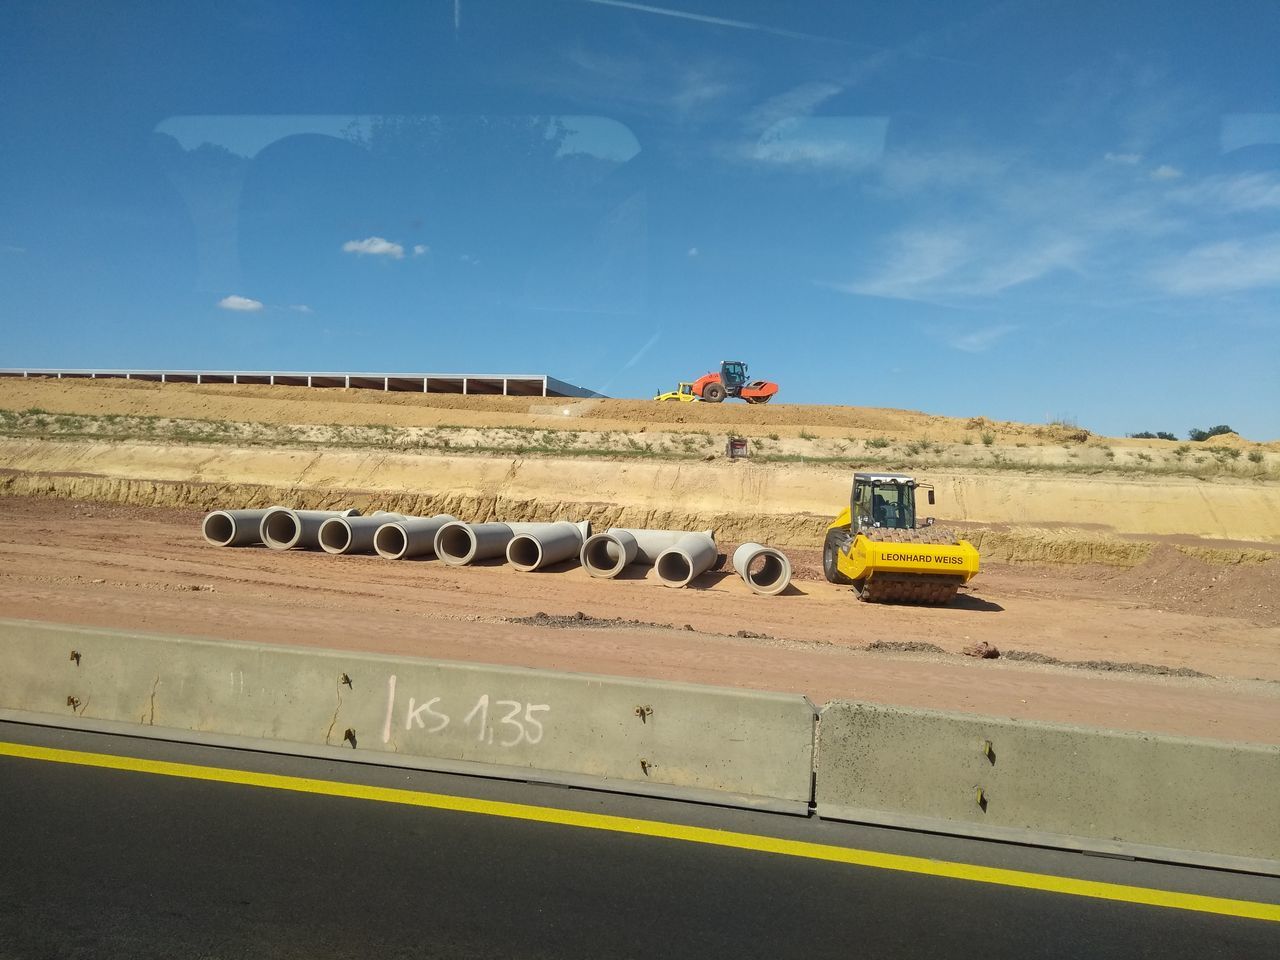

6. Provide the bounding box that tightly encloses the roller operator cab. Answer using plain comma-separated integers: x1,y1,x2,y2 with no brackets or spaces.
823,472,980,604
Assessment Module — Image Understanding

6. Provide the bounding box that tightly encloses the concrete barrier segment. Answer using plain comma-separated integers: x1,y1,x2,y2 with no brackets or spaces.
318,512,409,555
655,532,718,588
373,514,457,560
508,521,591,572
816,700,1280,872
732,543,793,596
0,619,816,813
201,508,284,547
261,508,362,551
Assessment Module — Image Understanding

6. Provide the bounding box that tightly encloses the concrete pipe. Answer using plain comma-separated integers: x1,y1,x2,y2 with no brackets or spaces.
655,531,718,589
201,507,283,547
579,528,686,579
507,521,591,572
579,529,639,579
732,542,793,596
435,521,564,567
260,508,362,551
373,514,457,560
318,512,408,555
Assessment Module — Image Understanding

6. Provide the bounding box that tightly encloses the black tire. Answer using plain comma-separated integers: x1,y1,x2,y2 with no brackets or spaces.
823,530,855,585
703,383,725,403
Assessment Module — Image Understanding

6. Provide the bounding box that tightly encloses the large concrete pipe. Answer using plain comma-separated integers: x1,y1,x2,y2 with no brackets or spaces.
201,507,283,547
655,531,718,588
579,528,686,579
507,521,591,572
732,542,793,596
260,508,361,551
435,521,563,567
373,514,457,560
318,512,408,555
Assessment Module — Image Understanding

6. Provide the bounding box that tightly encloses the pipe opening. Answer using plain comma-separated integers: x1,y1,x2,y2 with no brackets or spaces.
203,513,235,546
262,511,299,548
508,536,542,570
656,552,692,585
319,520,352,553
374,524,407,559
748,554,786,589
437,525,476,562
583,536,625,576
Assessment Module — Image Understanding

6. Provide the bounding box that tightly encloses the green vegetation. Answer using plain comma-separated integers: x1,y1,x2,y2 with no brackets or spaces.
865,437,891,449
1188,424,1235,442
980,431,995,446
1128,431,1177,441
1249,450,1265,464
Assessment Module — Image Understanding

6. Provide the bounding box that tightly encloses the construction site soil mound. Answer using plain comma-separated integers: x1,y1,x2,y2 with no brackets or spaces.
9,377,1277,448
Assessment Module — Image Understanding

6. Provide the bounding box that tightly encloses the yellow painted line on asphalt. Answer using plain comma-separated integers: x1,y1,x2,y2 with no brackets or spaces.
2,739,1277,923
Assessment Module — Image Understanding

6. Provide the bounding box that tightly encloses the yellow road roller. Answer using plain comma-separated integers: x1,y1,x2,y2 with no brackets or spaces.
823,472,979,604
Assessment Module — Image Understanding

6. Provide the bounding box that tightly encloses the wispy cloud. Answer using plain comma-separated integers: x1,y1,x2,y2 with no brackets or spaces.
686,246,699,257
1104,151,1142,165
412,244,429,256
752,116,888,170
1,244,26,254
578,0,843,44
217,294,263,312
1149,233,1280,295
1150,164,1182,181
948,324,1018,353
832,226,1081,303
1170,173,1280,212
288,304,313,314
342,236,405,259
745,82,842,134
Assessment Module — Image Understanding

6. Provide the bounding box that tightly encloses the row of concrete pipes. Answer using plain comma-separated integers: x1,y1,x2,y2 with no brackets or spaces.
202,507,792,595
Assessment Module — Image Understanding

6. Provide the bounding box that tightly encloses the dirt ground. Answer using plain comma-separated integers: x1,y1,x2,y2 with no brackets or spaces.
2,498,1276,744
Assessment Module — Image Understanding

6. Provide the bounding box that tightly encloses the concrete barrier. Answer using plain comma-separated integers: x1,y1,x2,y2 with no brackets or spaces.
816,700,1280,872
0,619,816,813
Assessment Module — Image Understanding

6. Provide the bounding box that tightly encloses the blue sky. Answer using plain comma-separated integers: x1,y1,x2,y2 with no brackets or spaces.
2,1,1278,438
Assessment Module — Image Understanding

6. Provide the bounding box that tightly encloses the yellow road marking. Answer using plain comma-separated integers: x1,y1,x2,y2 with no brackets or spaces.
2,739,1277,923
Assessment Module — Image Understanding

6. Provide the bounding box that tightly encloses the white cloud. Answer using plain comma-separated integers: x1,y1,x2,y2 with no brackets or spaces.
751,116,888,170
1104,151,1142,165
1149,233,1280,295
831,228,1080,303
413,244,429,256
686,246,699,257
460,254,479,265
1150,164,1182,181
948,324,1017,353
746,81,842,134
218,295,264,312
288,304,313,313
342,236,405,259
1170,173,1280,212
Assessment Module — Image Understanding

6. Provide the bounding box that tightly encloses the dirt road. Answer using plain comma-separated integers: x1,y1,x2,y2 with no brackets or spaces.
2,498,1275,744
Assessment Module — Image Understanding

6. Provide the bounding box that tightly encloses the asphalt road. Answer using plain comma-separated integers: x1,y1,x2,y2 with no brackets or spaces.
0,723,1276,960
